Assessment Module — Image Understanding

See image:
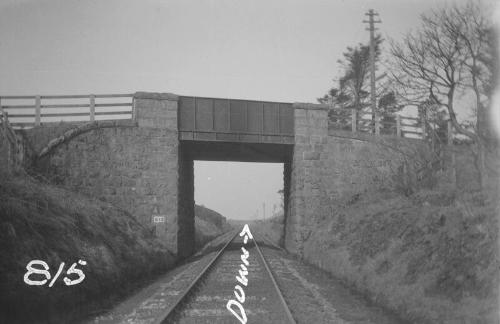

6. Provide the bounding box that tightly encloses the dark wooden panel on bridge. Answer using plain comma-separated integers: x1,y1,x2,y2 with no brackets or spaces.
178,96,294,144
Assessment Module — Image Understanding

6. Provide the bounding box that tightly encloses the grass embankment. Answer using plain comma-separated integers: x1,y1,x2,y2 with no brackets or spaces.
0,172,175,323
303,182,499,323
236,213,285,246
194,204,231,250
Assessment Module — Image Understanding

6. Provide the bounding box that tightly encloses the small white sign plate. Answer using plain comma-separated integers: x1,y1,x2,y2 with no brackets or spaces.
153,215,166,223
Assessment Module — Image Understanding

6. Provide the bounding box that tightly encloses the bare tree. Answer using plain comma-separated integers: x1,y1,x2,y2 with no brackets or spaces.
389,1,496,189
444,1,497,138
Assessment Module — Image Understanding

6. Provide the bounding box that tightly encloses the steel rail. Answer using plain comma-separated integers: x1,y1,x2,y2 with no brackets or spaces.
154,230,296,324
253,237,297,324
254,233,286,252
154,230,239,324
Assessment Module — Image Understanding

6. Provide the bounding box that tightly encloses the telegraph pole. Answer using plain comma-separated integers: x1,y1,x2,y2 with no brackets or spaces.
363,9,381,135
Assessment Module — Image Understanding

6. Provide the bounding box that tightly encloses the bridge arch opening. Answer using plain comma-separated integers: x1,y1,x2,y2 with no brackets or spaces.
177,141,292,258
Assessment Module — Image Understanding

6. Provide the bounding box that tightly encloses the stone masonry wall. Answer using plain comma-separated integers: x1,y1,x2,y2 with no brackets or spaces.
286,103,431,255
285,104,330,255
32,93,181,254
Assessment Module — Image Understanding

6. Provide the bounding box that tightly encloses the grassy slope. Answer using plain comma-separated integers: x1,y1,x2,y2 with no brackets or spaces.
239,212,285,246
194,204,231,250
302,182,499,323
0,172,175,323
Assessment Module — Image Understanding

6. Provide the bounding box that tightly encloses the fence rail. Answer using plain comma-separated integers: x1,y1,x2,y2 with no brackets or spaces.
329,108,430,139
0,94,134,128
329,108,456,144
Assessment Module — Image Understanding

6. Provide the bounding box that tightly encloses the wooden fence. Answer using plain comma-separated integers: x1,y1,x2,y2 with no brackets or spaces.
0,94,455,144
329,108,453,143
0,94,134,128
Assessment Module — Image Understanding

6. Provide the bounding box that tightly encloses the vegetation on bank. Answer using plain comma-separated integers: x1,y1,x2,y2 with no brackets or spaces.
246,147,499,323
302,166,499,323
0,171,175,323
194,204,231,250
239,212,285,247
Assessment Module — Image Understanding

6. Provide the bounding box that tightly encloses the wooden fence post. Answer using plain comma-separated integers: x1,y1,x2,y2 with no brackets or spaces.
375,114,380,135
421,114,426,139
90,94,95,121
396,115,401,137
351,109,356,132
447,120,453,145
35,95,41,126
131,97,136,122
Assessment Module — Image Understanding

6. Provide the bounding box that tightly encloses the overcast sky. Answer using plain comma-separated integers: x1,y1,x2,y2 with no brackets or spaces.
1,0,498,219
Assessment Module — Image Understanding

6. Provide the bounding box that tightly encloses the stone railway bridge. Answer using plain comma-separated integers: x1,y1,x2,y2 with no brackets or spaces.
3,92,431,258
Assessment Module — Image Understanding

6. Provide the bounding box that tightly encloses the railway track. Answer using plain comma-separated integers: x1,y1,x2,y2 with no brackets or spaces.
154,228,296,324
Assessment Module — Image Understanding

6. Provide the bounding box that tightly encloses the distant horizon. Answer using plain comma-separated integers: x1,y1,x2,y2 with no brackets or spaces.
195,202,283,220
194,161,283,221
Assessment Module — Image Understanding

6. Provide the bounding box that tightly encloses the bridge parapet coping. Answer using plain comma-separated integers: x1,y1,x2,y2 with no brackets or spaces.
134,92,179,101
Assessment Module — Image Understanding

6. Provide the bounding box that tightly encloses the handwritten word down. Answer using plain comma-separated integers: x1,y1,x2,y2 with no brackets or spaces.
226,224,253,324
